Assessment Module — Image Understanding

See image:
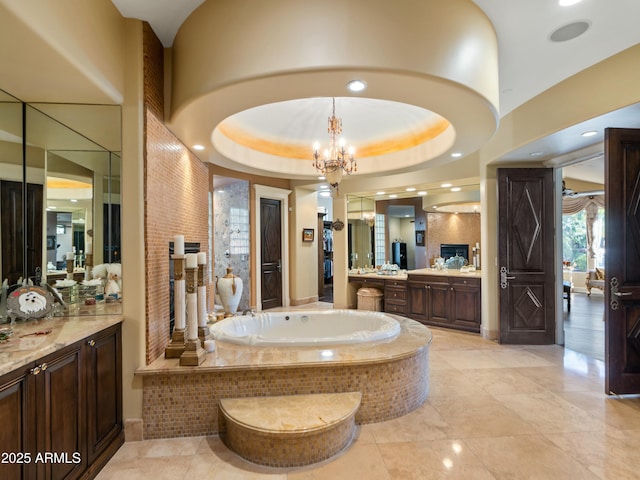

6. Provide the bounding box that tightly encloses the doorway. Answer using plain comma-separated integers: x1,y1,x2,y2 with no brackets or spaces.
253,185,291,310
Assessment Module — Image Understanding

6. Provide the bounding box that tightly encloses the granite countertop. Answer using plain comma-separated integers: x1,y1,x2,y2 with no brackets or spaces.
409,268,482,278
0,313,124,377
349,268,481,280
348,272,408,280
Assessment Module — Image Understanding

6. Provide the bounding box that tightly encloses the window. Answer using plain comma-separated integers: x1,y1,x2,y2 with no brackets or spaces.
374,213,385,267
229,207,249,255
562,207,605,271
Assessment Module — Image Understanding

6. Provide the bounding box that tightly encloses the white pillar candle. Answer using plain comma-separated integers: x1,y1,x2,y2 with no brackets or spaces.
198,284,207,328
66,252,74,260
174,235,185,255
174,279,186,330
197,252,206,265
186,253,198,269
187,292,198,340
204,339,216,352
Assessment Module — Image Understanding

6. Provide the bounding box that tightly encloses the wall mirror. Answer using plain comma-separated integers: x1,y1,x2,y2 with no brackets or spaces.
347,195,376,269
0,89,121,319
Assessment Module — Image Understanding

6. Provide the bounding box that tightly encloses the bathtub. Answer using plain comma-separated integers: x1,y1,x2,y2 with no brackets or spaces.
210,309,401,346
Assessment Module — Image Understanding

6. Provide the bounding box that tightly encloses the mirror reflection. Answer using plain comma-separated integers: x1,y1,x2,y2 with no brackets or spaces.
0,90,121,320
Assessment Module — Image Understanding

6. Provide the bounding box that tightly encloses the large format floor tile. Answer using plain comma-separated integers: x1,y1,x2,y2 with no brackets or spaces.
98,297,638,479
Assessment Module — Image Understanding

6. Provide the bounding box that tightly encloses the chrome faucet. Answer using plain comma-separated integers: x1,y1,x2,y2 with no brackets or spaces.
242,308,256,317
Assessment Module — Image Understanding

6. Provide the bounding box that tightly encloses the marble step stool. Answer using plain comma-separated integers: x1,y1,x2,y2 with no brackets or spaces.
218,392,361,467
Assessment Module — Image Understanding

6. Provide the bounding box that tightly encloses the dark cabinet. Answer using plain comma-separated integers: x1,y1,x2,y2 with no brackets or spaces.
37,342,86,480
391,242,407,269
450,278,481,331
0,364,36,480
0,323,123,480
384,278,407,315
407,281,427,322
425,277,452,326
408,274,481,333
85,324,123,477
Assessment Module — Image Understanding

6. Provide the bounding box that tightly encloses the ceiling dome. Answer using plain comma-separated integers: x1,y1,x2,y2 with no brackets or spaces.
168,0,500,184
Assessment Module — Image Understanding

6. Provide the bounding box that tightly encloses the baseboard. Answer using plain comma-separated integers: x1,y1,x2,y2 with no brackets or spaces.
124,418,144,441
290,296,319,306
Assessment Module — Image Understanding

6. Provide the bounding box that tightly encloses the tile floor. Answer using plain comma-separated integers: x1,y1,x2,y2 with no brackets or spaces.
98,303,640,479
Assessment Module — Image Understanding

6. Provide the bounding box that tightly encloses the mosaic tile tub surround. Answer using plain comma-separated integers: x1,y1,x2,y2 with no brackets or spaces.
138,316,431,439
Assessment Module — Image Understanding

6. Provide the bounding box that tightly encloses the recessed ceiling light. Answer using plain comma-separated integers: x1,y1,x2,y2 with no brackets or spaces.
530,151,544,157
47,206,56,210
581,130,598,137
406,187,416,192
559,0,582,6
441,183,452,188
376,191,385,195
347,80,367,92
418,191,427,196
320,191,331,198
451,187,461,192
389,194,398,198
320,185,330,189
451,152,462,158
70,199,78,203
318,176,326,180
193,144,205,151
433,206,438,209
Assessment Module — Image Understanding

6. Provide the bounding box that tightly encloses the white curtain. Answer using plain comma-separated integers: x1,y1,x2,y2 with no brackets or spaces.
562,195,604,268
561,195,604,214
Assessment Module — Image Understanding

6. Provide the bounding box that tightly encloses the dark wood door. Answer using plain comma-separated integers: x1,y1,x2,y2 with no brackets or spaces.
86,324,123,466
605,128,640,394
0,365,36,480
0,180,43,285
260,198,282,310
37,343,86,480
498,168,555,344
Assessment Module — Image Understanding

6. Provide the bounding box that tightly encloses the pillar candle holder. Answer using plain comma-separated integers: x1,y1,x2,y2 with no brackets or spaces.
84,253,93,281
66,259,74,280
165,254,186,358
197,261,212,347
180,262,205,366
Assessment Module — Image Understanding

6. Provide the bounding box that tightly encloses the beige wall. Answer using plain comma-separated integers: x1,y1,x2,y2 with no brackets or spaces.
289,187,320,305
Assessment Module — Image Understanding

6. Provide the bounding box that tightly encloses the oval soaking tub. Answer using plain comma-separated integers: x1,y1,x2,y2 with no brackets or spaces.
210,309,401,346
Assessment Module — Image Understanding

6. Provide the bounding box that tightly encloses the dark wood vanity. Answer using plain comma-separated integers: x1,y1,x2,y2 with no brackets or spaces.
350,269,481,333
0,317,123,480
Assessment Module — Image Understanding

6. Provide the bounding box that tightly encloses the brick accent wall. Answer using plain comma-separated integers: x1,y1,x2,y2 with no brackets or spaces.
143,23,209,364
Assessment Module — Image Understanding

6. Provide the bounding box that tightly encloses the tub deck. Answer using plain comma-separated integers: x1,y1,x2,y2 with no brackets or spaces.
136,315,431,440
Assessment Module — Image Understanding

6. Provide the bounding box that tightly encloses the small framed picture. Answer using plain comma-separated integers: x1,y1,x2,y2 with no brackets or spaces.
302,228,314,242
415,230,425,246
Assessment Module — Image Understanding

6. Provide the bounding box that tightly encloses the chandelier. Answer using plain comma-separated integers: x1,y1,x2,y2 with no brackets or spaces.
312,98,357,196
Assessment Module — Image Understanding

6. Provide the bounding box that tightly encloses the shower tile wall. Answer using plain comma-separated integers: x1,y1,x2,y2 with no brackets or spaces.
213,180,250,311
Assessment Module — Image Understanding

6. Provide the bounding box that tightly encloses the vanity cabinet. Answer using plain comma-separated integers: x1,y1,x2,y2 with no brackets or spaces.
407,280,427,322
0,323,123,480
384,278,407,315
408,274,481,333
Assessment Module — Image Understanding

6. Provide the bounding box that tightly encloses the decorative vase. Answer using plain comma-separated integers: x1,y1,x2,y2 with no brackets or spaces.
216,266,243,316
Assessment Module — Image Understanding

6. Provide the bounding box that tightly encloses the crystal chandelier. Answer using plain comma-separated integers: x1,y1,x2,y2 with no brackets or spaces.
312,98,357,196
